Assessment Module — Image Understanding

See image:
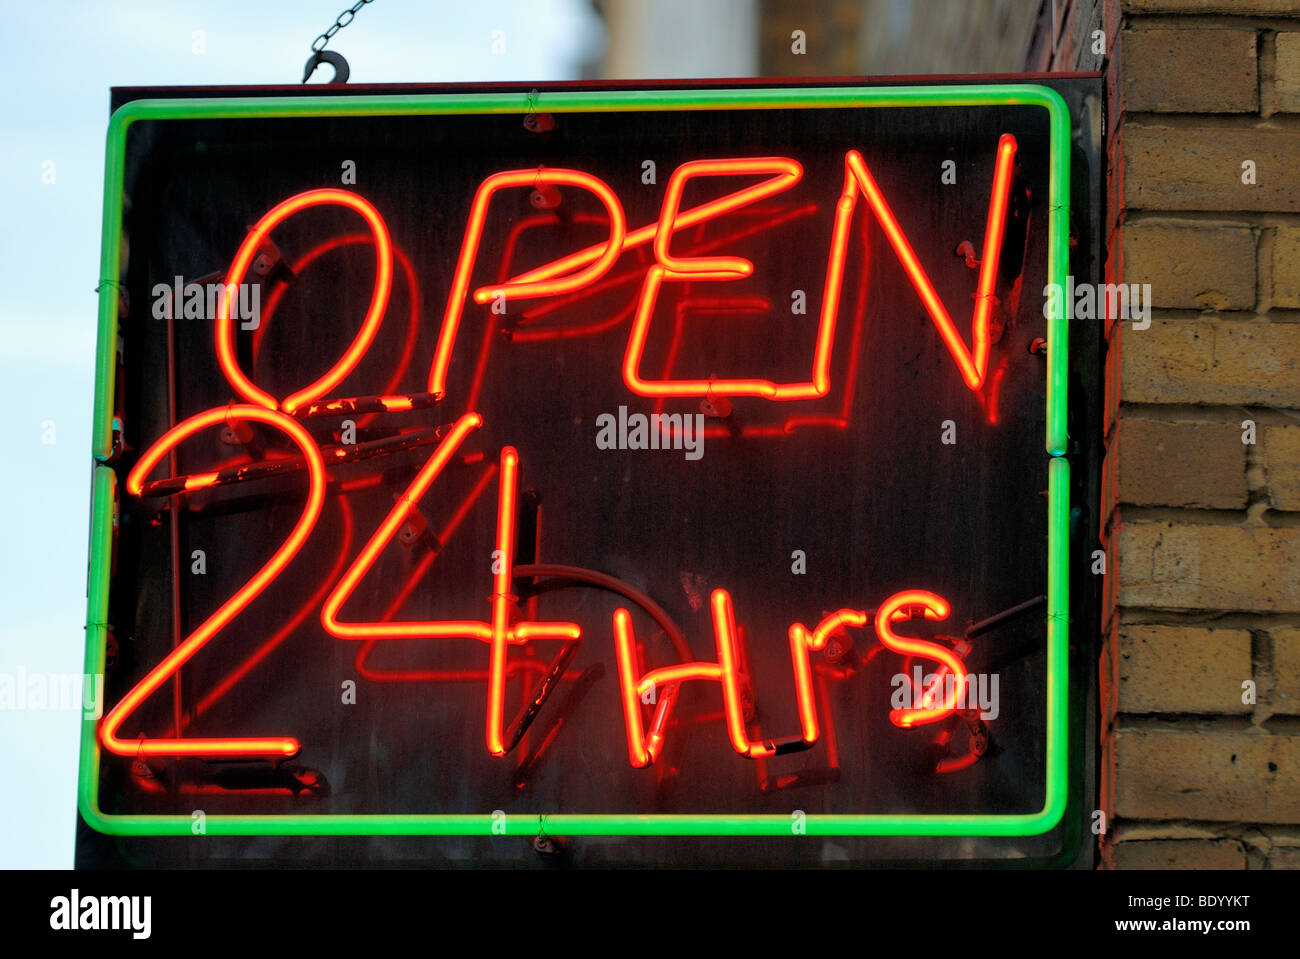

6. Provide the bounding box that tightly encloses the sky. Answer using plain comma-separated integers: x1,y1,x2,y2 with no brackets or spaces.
0,0,604,869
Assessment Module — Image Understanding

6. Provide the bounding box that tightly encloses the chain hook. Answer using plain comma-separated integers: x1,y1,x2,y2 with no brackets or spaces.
303,49,351,84
301,0,373,83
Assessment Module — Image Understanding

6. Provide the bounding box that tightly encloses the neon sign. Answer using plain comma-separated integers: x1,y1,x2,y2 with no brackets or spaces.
82,83,1080,849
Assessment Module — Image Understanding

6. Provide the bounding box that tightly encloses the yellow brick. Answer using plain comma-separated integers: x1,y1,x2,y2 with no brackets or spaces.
1112,838,1247,869
1272,628,1300,716
1118,522,1300,612
1124,125,1300,212
1116,417,1247,509
1121,320,1300,407
1118,625,1253,714
1277,33,1300,114
1123,220,1255,310
1266,845,1300,868
1124,29,1257,113
1114,728,1300,821
1272,227,1300,308
1261,425,1300,511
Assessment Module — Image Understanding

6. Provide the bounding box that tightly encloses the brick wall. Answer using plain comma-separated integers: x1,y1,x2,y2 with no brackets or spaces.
1038,0,1300,869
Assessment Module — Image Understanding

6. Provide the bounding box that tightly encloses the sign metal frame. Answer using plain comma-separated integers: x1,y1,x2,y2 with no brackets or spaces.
81,83,1072,838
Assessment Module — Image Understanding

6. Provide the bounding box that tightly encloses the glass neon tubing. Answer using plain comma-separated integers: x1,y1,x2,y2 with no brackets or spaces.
100,405,326,759
214,188,393,415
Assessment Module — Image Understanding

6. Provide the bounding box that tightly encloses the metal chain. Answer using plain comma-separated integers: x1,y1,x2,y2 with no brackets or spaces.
310,0,374,53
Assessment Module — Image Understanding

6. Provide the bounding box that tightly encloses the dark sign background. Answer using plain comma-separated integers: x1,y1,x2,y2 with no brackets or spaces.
80,79,1103,867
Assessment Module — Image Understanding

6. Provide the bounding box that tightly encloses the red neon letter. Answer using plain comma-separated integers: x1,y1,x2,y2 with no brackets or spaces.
483,446,584,755
215,189,393,414
252,232,422,427
499,162,805,289
621,138,1016,401
614,588,820,766
844,135,1017,390
874,590,969,727
320,412,495,643
427,169,627,395
622,158,822,400
319,413,581,756
787,609,869,743
100,405,326,760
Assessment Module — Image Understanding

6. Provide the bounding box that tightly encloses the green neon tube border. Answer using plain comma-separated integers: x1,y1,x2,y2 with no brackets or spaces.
82,84,1071,838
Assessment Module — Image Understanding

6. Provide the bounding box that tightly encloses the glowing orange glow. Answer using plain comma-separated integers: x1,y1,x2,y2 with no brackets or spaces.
481,206,817,421
469,178,625,305
615,622,686,770
638,663,724,689
183,472,219,491
485,446,519,756
559,205,811,356
623,139,1014,401
508,623,582,642
936,750,980,774
613,608,652,767
485,445,583,756
482,213,646,346
501,161,804,289
427,169,627,394
708,589,767,757
981,357,1009,425
787,623,820,742
111,151,1015,778
533,201,816,348
252,233,421,428
216,190,393,414
102,405,326,760
653,159,801,276
612,608,685,768
650,296,772,406
495,212,613,291
318,415,579,755
624,265,830,399
453,210,652,411
808,609,869,651
320,413,496,642
437,161,806,399
873,590,969,728
788,608,869,743
453,200,820,419
844,136,1016,390
648,210,864,440
621,158,839,401
505,254,649,345
615,589,830,765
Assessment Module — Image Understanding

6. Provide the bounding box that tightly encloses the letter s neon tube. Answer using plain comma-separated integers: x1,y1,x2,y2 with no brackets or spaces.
873,590,969,728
